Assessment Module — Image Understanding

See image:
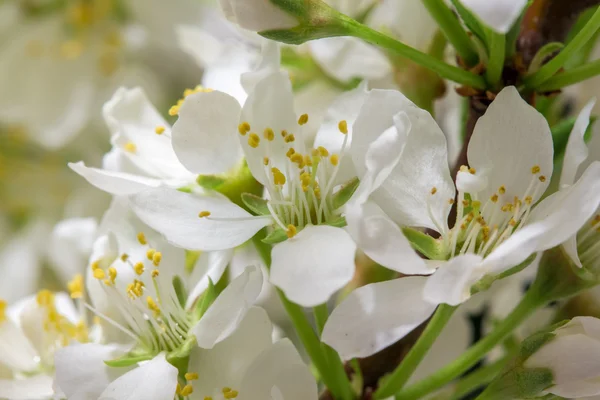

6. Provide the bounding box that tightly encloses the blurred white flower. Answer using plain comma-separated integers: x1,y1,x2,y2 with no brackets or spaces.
219,0,298,32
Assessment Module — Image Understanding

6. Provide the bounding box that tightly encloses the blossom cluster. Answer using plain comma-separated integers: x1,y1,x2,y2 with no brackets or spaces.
2,0,600,399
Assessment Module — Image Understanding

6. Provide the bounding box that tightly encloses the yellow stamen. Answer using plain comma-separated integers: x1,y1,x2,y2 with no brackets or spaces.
146,249,156,260
67,274,84,299
531,165,541,174
498,185,506,194
248,133,260,148
180,385,194,396
430,187,437,195
155,126,166,135
134,262,144,275
330,154,339,166
263,157,269,166
120,253,129,262
284,134,295,143
151,269,160,278
93,269,106,280
124,142,137,153
0,300,6,323
272,168,286,186
198,211,211,218
152,252,162,267
539,175,547,182
238,122,251,136
338,120,348,134
263,128,275,141
185,372,199,381
286,225,297,238
298,114,309,125
137,232,147,245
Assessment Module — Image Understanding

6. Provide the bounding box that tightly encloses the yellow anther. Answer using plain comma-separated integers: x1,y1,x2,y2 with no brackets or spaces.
284,134,296,143
238,122,251,136
539,175,547,182
298,114,309,125
338,120,348,134
286,225,297,238
462,199,469,207
224,390,239,399
137,232,147,245
155,126,166,135
169,105,180,116
185,372,199,381
459,165,469,172
531,165,541,174
330,154,339,166
448,198,455,205
286,148,296,158
176,383,182,395
37,290,54,307
469,167,476,174
91,260,101,270
317,146,329,157
281,130,288,138
472,200,481,209
146,249,156,260
490,194,499,203
198,211,211,218
146,296,160,315
124,142,137,153
525,196,533,205
272,168,286,186
93,268,106,280
248,133,260,148
134,262,145,275
501,203,513,212
304,154,312,167
263,157,269,166
263,128,275,141
509,218,517,227
430,187,437,195
152,252,162,267
60,40,84,59
222,388,232,394
151,270,160,278
498,185,506,194
0,300,6,323
67,275,84,299
120,253,129,262
180,385,194,396
204,397,213,400
108,267,117,284
290,153,304,165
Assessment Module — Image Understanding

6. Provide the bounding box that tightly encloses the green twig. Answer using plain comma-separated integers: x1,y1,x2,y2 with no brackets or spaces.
537,58,600,91
449,356,510,400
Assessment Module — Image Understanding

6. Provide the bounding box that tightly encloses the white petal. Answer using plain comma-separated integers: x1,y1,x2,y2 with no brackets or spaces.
460,0,528,34
241,41,280,96
48,218,97,282
270,225,356,307
468,86,553,203
0,318,38,372
99,353,177,400
219,0,298,32
130,188,271,251
560,99,596,187
186,249,234,309
0,375,54,400
240,339,317,400
189,306,273,396
240,72,297,185
69,161,162,196
193,265,263,348
54,343,127,400
322,277,437,359
456,170,488,193
346,201,433,275
424,254,485,306
309,37,392,82
172,90,243,175
353,90,455,233
176,25,224,67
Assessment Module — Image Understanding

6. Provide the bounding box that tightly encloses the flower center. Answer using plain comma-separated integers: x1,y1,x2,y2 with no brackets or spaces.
578,214,600,269
239,115,349,238
89,232,193,355
435,165,548,259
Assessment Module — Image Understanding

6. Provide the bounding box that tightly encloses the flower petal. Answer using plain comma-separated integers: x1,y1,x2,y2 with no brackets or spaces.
54,343,127,400
460,0,528,34
48,217,97,282
172,90,243,175
130,188,271,251
424,254,485,306
0,318,38,372
467,86,553,203
270,225,356,307
186,249,234,309
69,161,162,196
99,353,177,400
322,277,437,359
0,374,54,400
219,0,298,32
189,306,273,396
193,265,263,348
560,98,596,187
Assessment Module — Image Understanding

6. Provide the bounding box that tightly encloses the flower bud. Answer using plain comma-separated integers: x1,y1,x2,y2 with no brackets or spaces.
219,0,299,32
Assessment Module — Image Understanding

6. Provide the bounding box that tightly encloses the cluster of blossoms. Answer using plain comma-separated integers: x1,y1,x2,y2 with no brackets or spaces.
2,0,600,400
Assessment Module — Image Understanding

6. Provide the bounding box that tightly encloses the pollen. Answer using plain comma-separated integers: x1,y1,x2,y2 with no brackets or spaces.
338,120,348,134
93,268,106,280
430,187,437,195
284,134,296,143
248,133,260,148
185,372,199,381
137,232,147,245
330,154,339,166
67,274,84,299
238,122,250,136
134,262,145,275
155,126,166,135
263,128,275,141
124,142,137,153
531,165,541,174
298,114,309,125
152,252,162,267
286,224,297,238
146,249,156,260
198,211,211,218
272,167,286,186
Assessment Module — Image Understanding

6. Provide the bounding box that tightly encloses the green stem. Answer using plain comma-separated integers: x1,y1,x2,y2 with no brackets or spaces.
537,58,600,91
485,31,506,88
449,356,510,400
342,18,486,89
394,288,544,400
524,6,600,88
421,0,478,66
374,304,457,399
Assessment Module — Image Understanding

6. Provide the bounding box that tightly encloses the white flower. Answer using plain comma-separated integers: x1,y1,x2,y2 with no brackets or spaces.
458,0,528,34
219,0,299,32
323,86,600,359
130,71,368,307
0,290,98,399
525,316,600,398
70,86,197,196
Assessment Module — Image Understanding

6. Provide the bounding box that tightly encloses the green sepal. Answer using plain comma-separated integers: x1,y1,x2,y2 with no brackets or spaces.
242,193,270,216
262,228,288,245
167,336,197,362
172,275,187,309
326,216,347,228
401,227,445,260
104,352,153,368
193,278,217,321
196,161,263,210
260,25,348,45
196,175,227,190
527,43,565,75
332,177,360,210
185,251,201,274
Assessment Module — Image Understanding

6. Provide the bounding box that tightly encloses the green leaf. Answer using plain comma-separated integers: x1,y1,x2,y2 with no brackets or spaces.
241,193,270,216
332,177,360,210
193,278,217,321
401,227,444,260
262,228,289,245
527,42,564,75
196,174,227,190
172,275,187,308
451,0,488,49
104,352,153,368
